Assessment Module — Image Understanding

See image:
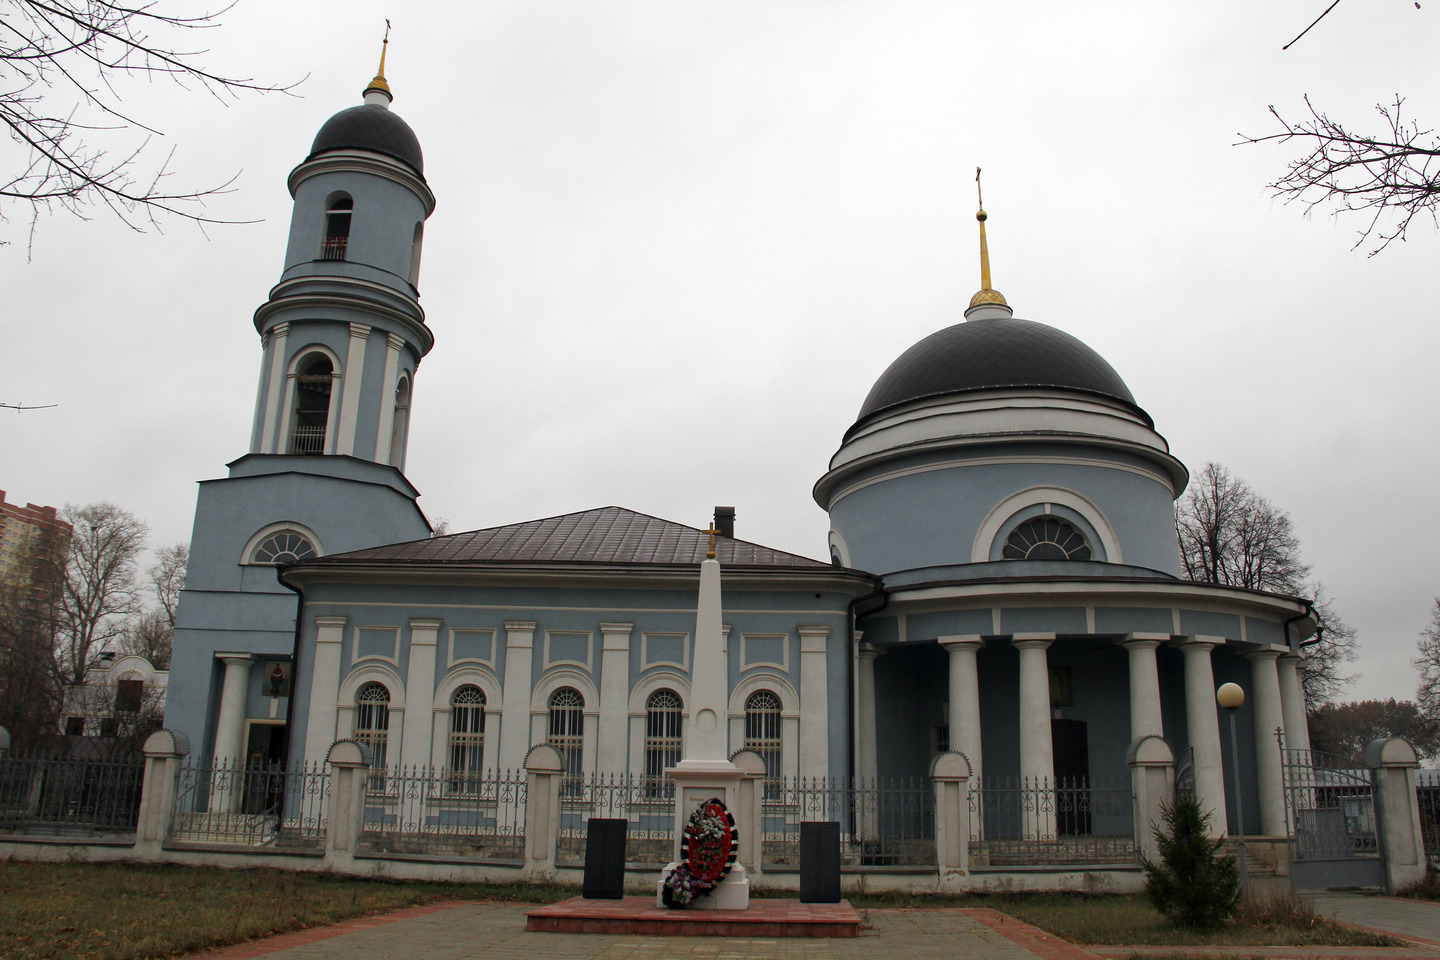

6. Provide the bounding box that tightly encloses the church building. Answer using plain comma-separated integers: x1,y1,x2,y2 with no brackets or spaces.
166,54,1319,853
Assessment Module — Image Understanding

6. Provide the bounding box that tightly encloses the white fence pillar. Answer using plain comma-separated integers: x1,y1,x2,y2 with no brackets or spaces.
523,744,564,880
1366,737,1427,893
323,739,371,872
1128,735,1176,866
931,751,972,890
731,749,767,878
135,729,191,857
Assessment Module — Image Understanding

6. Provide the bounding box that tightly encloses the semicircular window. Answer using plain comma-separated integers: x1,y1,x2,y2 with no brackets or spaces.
1002,517,1093,561
251,531,318,564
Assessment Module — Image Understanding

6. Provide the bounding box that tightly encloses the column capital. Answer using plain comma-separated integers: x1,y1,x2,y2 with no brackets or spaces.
600,622,632,652
1120,633,1168,650
216,652,256,665
348,322,372,339
857,641,885,662
408,618,442,642
938,634,985,649
1011,634,1054,651
1244,647,1284,663
599,622,633,634
1175,636,1220,654
799,625,830,653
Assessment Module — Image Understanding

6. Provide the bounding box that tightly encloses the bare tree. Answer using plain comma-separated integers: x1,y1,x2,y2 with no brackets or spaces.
1176,462,1309,593
1414,599,1440,717
0,535,65,748
148,542,186,627
2,1,297,245
1175,462,1354,706
57,502,147,685
1239,96,1440,255
1309,698,1440,762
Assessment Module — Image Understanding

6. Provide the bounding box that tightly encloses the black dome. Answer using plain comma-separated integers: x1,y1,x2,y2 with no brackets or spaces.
857,316,1140,422
308,104,423,175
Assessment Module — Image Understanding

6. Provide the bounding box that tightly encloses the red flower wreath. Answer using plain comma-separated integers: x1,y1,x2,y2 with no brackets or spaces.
680,798,738,886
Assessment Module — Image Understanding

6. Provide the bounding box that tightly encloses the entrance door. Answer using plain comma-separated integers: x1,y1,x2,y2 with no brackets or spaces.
1052,719,1090,836
242,723,288,815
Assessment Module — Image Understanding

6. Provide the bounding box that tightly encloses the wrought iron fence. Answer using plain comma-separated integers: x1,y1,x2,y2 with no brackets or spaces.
1280,748,1378,862
968,775,1136,865
762,775,936,867
1418,772,1440,863
0,749,145,836
359,765,526,861
172,759,329,847
557,772,675,864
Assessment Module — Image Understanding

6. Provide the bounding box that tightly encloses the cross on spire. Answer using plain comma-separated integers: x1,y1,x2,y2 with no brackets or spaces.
703,523,721,560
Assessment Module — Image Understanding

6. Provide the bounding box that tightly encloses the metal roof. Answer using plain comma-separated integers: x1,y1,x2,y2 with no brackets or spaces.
856,316,1142,424
305,506,845,572
308,104,424,175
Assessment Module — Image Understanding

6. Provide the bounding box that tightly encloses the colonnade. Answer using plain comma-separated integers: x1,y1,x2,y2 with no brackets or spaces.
855,632,1311,839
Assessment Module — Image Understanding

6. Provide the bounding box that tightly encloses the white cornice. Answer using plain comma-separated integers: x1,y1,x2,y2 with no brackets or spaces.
254,283,433,357
287,152,435,214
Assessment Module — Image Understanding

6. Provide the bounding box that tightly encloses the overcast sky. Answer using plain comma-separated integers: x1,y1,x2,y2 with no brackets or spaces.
4,2,1437,704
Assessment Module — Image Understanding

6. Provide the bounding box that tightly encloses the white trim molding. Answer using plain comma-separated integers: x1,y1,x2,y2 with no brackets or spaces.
543,630,594,672
640,631,689,672
447,627,497,667
240,521,324,566
971,486,1122,564
352,624,401,666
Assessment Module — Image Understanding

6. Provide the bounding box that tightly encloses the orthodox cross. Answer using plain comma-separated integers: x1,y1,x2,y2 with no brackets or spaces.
703,523,721,559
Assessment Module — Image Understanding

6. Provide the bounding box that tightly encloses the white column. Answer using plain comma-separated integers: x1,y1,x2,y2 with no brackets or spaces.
1247,649,1287,836
1180,638,1228,836
259,322,288,454
302,617,347,764
1277,653,1313,754
939,635,984,785
497,621,536,774
1122,634,1166,740
210,654,254,813
798,626,830,780
856,642,883,786
1013,635,1055,840
597,622,632,774
335,323,371,456
399,618,440,770
373,333,404,466
249,329,273,452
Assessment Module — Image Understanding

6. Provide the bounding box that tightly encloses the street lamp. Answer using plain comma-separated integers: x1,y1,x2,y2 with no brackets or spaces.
1216,681,1248,896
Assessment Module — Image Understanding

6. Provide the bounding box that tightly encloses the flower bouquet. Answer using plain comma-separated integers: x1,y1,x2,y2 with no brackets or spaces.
662,799,738,909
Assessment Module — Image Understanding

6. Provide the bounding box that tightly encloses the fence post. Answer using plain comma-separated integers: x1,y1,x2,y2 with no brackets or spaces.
523,745,564,880
731,749,767,877
324,739,372,872
1127,735,1175,866
1366,737,1426,894
931,751,972,889
0,726,9,757
134,729,191,858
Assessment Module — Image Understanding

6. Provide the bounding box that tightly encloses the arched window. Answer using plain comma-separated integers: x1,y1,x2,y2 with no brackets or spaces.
289,354,334,455
448,685,486,792
389,376,411,469
644,689,683,796
1002,517,1093,561
407,221,424,285
354,682,390,789
547,687,584,796
250,530,317,565
322,196,352,260
744,690,783,799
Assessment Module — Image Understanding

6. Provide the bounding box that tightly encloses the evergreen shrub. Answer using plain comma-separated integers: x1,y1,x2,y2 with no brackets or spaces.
1142,793,1240,928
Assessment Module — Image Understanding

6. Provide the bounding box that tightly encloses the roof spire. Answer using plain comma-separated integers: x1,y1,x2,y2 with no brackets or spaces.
968,166,1008,311
363,21,393,107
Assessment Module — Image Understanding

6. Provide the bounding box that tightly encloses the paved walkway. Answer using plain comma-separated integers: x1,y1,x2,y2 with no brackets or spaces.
192,903,1096,960
1312,894,1440,947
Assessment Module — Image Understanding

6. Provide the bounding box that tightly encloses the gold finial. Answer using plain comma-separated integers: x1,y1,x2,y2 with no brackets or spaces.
969,166,1008,308
364,21,393,100
703,523,721,560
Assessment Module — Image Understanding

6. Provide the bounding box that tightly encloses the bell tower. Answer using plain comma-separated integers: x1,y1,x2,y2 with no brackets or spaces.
167,43,437,769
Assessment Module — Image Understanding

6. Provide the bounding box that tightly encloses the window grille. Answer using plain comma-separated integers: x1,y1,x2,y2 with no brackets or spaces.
644,688,683,794
448,685,485,792
745,690,783,798
548,687,584,795
250,531,317,564
1002,517,1092,561
354,682,390,788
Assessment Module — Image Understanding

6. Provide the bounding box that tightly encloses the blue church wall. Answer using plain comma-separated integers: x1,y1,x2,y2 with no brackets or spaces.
829,449,1180,578
872,644,948,782
283,169,429,295
1212,645,1263,837
999,607,1088,634
1178,610,1243,642
1094,607,1173,634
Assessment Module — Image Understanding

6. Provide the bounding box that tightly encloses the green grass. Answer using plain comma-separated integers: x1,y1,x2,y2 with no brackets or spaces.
842,890,1400,947
0,860,573,960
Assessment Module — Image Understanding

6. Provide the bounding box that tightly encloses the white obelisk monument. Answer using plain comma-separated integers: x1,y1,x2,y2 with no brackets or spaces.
660,525,749,909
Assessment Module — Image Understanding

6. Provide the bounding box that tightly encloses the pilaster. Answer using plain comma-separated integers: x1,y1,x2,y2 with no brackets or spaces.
797,626,830,779
498,621,536,774
303,616,348,764
597,623,633,774
336,322,371,456
400,618,441,769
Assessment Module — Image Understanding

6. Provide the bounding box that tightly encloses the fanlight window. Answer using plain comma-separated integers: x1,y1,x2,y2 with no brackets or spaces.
448,685,486,791
1002,517,1092,561
547,687,585,795
354,682,391,788
744,690,783,799
644,689,683,795
251,531,317,565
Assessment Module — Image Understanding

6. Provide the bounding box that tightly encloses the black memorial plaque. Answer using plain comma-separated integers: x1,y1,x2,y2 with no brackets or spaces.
799,820,842,903
582,818,628,899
